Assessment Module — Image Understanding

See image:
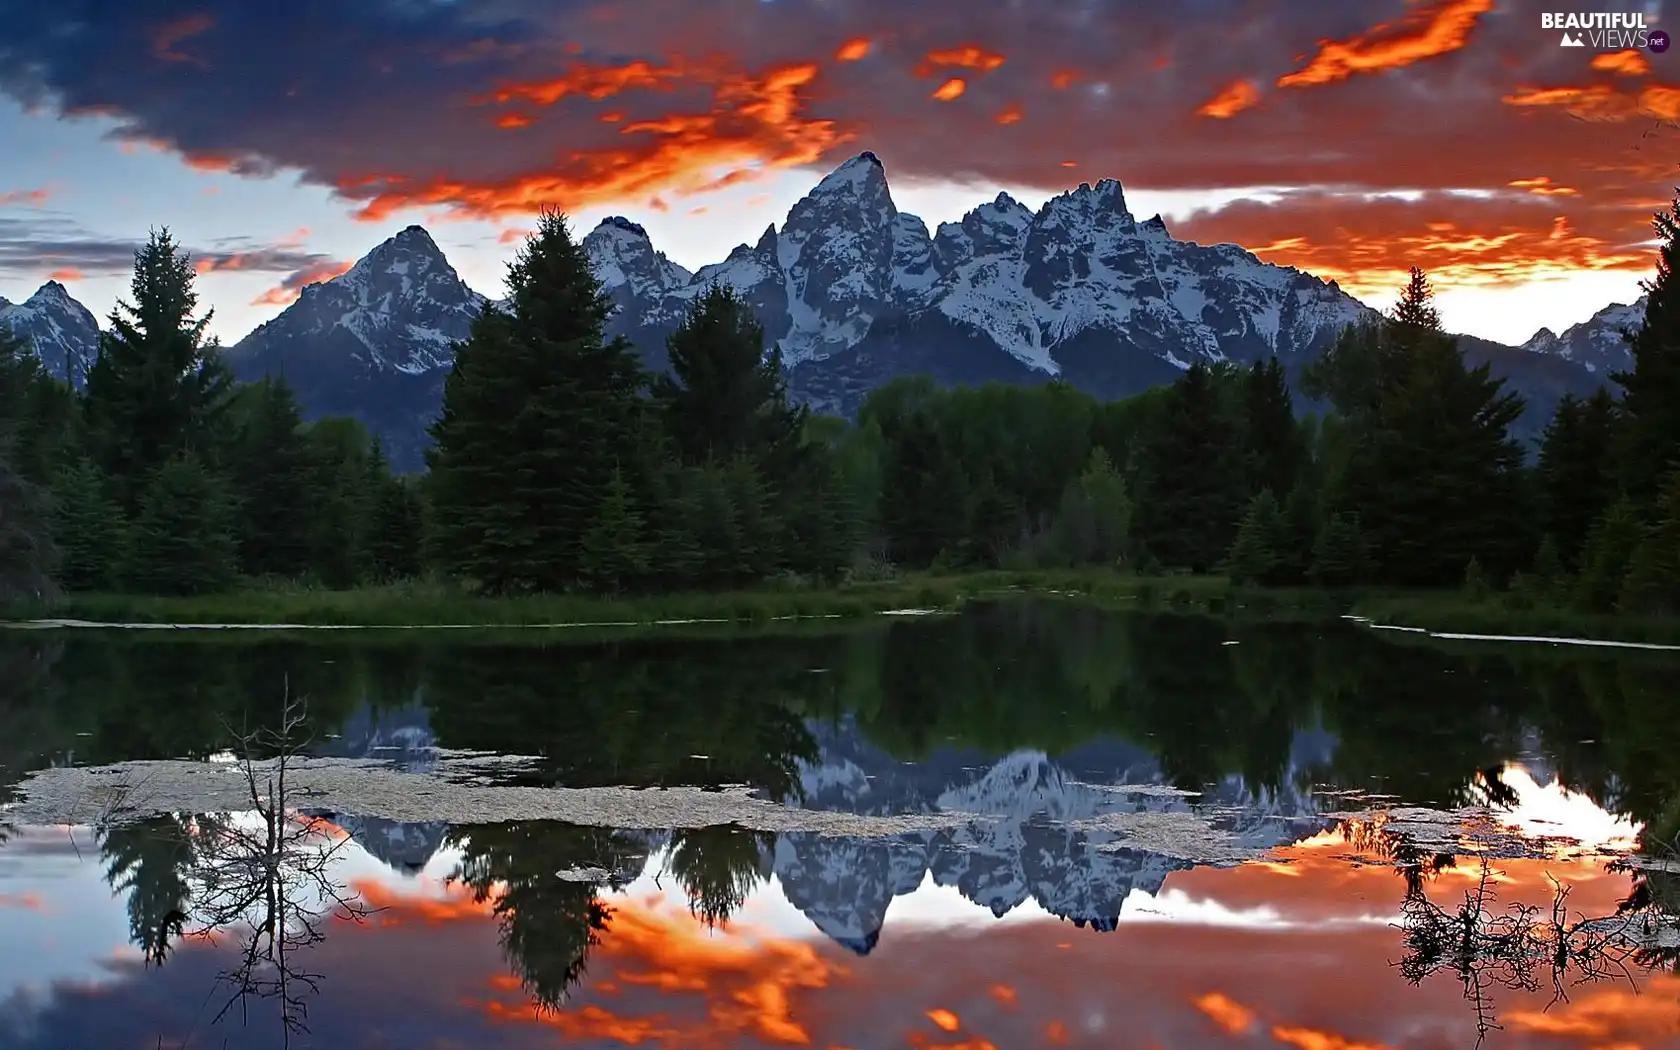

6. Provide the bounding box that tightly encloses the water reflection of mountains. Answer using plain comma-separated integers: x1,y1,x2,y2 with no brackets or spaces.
311,703,1333,952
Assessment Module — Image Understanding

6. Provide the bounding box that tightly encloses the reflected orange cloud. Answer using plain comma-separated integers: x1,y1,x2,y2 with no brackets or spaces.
836,38,872,62
1591,49,1652,77
346,60,846,222
1277,0,1496,88
0,187,50,206
1194,991,1257,1034
300,819,1680,1050
931,78,967,102
0,892,47,911
1197,79,1260,119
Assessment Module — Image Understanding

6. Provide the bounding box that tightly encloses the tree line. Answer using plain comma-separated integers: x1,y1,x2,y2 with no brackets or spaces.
2,202,1680,610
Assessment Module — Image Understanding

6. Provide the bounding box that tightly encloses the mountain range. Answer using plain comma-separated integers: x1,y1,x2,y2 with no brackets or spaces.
0,152,1641,469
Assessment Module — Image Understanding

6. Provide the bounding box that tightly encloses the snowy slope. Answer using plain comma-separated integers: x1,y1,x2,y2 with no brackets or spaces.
0,281,101,385
1522,296,1646,375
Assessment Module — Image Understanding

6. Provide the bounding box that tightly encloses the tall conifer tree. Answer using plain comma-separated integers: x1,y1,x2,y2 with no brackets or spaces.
426,210,646,593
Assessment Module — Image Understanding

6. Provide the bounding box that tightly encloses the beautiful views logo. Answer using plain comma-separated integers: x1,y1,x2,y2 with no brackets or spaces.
1540,11,1667,50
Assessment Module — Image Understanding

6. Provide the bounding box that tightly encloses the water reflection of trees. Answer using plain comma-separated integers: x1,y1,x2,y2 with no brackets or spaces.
95,690,372,1047
1341,815,1680,1047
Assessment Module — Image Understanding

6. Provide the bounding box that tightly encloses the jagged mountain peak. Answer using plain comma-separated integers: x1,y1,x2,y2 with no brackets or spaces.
28,280,78,305
812,151,888,195
1522,294,1646,375
0,280,102,384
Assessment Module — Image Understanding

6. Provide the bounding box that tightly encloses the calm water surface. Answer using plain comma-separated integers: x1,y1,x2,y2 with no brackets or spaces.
1,601,1678,1049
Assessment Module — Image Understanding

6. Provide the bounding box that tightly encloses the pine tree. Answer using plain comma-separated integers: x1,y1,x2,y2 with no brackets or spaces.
1532,533,1568,605
51,458,123,592
0,455,57,602
1309,512,1367,586
426,211,647,593
1052,446,1132,567
657,284,805,469
366,457,425,584
1391,267,1442,331
82,229,235,513
0,326,78,486
1614,195,1680,506
120,452,237,597
1617,471,1680,614
642,463,706,588
576,468,648,594
1242,357,1302,500
1537,389,1618,568
1279,480,1320,585
782,448,858,582
1227,490,1288,585
1572,500,1644,614
303,418,373,588
1131,363,1247,571
878,410,968,567
1307,269,1526,585
227,377,313,579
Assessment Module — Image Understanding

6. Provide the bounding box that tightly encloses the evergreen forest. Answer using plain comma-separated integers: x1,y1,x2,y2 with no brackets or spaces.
2,202,1680,617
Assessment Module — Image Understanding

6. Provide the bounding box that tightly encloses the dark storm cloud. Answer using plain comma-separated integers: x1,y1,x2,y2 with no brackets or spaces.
0,0,1673,291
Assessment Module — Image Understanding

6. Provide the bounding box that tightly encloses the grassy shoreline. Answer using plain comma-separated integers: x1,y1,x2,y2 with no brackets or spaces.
5,572,1678,646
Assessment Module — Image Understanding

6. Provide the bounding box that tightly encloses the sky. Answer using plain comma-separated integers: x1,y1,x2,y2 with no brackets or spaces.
0,0,1676,347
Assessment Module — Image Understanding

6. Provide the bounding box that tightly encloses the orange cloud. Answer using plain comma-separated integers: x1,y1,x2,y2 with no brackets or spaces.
1271,1024,1396,1050
1276,0,1496,89
917,46,1006,77
599,110,624,123
1049,69,1080,90
1590,49,1652,77
836,38,872,62
278,226,310,247
1197,79,1261,119
1173,187,1657,300
183,152,234,173
345,60,845,222
1509,176,1577,196
0,187,50,207
495,112,533,129
152,14,213,64
46,268,85,283
0,892,47,911
1503,82,1680,122
995,104,1023,125
247,259,353,307
932,78,967,102
488,59,686,106
497,227,530,244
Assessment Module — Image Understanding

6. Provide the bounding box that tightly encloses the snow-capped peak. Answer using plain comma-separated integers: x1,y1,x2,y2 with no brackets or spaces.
811,151,887,199
27,280,78,306
0,280,102,383
583,216,693,302
1521,295,1646,375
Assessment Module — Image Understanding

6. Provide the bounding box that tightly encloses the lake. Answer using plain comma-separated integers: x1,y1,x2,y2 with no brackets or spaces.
1,600,1677,1049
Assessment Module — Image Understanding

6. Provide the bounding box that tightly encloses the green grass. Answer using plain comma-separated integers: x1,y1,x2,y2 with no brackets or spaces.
0,569,1250,629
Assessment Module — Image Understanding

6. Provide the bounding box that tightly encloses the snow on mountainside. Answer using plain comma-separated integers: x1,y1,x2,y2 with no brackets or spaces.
1522,295,1646,375
7,150,1614,466
0,281,100,385
591,151,1379,414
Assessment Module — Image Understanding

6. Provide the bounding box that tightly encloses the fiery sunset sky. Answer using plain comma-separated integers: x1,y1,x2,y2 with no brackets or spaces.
1,0,1677,345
